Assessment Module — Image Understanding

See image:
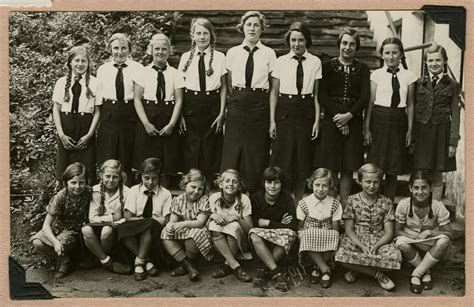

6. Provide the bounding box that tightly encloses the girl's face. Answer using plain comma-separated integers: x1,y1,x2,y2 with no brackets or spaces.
110,39,130,64
70,53,89,76
67,173,87,198
426,52,446,76
220,173,241,196
409,179,431,203
193,24,211,51
102,167,121,192
360,172,381,196
243,16,262,43
264,179,282,198
312,177,330,200
142,172,160,191
289,31,307,56
382,43,402,68
185,180,205,202
339,34,357,60
152,40,170,65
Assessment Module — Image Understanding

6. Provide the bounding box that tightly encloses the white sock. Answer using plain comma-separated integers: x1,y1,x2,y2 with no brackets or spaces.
100,256,110,264
413,252,439,277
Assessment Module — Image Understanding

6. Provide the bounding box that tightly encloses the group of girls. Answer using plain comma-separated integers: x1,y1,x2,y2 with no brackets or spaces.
33,10,459,294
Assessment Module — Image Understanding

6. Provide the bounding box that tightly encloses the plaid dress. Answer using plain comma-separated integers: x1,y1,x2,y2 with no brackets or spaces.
335,193,402,270
161,193,214,261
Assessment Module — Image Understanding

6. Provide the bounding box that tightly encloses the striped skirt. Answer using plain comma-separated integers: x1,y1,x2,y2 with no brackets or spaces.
161,227,214,261
209,220,253,260
248,227,296,254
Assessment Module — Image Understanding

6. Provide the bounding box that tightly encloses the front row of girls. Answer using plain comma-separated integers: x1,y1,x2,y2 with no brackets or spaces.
31,159,452,294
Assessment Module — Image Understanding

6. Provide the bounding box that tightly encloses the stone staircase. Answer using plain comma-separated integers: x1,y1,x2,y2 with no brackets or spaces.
169,10,379,69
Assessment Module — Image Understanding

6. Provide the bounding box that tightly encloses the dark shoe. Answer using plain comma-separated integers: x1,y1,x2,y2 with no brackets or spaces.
102,258,132,275
183,258,200,281
310,268,321,284
170,264,187,277
212,265,233,279
55,262,73,279
272,271,289,292
253,268,267,287
233,266,252,283
320,271,332,289
422,273,433,290
410,276,423,294
145,262,159,277
134,263,146,281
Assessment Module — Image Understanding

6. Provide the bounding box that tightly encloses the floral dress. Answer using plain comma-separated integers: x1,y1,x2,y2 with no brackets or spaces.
161,193,214,261
30,187,92,254
335,193,402,270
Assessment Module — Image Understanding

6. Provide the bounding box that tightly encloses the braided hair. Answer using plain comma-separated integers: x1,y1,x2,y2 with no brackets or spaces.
215,169,244,215
182,18,216,76
408,170,434,219
98,159,127,217
63,46,94,102
379,37,408,69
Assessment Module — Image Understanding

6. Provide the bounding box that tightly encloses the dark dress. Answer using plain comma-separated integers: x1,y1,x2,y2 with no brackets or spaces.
413,75,461,172
314,58,370,171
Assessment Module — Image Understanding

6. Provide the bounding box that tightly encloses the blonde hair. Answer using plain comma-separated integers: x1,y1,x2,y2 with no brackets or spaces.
182,18,216,76
306,168,334,190
357,163,384,182
146,33,171,56
179,168,207,191
63,46,94,102
108,33,132,51
214,169,244,212
236,11,268,33
98,159,126,216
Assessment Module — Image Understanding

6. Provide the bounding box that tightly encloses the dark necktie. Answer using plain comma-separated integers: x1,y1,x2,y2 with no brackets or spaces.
198,52,206,92
387,67,400,107
431,75,439,88
293,55,306,95
244,46,258,88
71,75,82,114
113,63,127,101
143,190,155,218
152,65,167,102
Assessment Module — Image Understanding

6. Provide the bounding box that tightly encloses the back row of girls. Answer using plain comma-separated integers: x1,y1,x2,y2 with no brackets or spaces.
32,160,453,295
52,11,461,206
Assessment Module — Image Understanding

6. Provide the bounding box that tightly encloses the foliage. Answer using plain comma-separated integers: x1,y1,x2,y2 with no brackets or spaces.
9,12,182,195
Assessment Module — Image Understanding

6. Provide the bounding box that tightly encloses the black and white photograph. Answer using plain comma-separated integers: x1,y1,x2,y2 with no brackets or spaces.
8,7,466,300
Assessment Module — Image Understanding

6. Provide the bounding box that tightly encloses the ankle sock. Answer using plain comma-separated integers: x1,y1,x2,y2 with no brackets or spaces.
100,256,111,264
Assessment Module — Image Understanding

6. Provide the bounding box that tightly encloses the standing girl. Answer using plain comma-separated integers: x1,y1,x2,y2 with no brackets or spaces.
121,158,172,281
364,37,418,200
178,18,227,182
162,169,214,281
314,29,370,204
96,33,143,185
81,159,130,274
269,22,321,205
249,166,297,292
413,44,461,200
31,163,92,278
297,168,342,289
395,171,452,294
52,46,99,184
221,11,277,193
133,33,184,187
335,163,402,291
209,169,253,282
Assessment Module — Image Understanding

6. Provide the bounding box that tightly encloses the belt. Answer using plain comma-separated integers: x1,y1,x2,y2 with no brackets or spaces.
62,111,91,116
279,93,314,99
232,86,268,92
142,99,175,105
185,89,220,95
103,99,134,104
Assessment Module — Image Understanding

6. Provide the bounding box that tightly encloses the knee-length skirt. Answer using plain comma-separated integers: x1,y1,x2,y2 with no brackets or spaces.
209,220,253,260
248,227,296,254
161,227,214,261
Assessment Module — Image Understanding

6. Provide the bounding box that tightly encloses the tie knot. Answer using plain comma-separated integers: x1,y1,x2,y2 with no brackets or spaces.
198,51,206,57
74,75,82,82
293,55,306,62
244,46,258,54
387,67,400,75
152,64,167,72
432,75,439,81
144,190,155,197
114,63,127,70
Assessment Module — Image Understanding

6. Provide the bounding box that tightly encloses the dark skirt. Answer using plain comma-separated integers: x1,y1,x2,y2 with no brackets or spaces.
221,88,270,190
367,105,409,175
414,121,456,172
270,95,315,182
96,99,136,173
182,90,223,178
133,100,180,174
56,112,96,180
314,113,364,172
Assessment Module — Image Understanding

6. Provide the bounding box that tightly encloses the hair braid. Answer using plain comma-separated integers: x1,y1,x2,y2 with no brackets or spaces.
99,181,106,216
182,41,196,73
428,193,433,219
85,69,94,99
379,57,384,68
119,184,125,215
64,68,72,102
409,197,414,217
423,62,430,79
207,45,215,76
401,55,408,69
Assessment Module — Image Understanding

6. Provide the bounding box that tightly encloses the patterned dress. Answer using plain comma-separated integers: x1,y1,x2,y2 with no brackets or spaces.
30,187,92,254
335,193,402,270
161,193,214,261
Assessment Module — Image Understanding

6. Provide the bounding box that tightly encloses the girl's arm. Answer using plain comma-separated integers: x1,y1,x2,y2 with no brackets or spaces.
211,75,227,134
42,214,63,255
448,82,461,157
363,81,377,146
133,83,159,136
344,219,370,254
372,221,395,254
160,87,183,136
269,77,279,140
394,222,412,238
331,220,339,232
405,83,415,147
53,102,76,150
226,71,233,97
311,79,321,140
76,106,101,150
426,223,453,240
124,209,140,220
176,213,209,230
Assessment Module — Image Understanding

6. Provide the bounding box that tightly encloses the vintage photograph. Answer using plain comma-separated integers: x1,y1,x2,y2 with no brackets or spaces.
9,9,465,298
